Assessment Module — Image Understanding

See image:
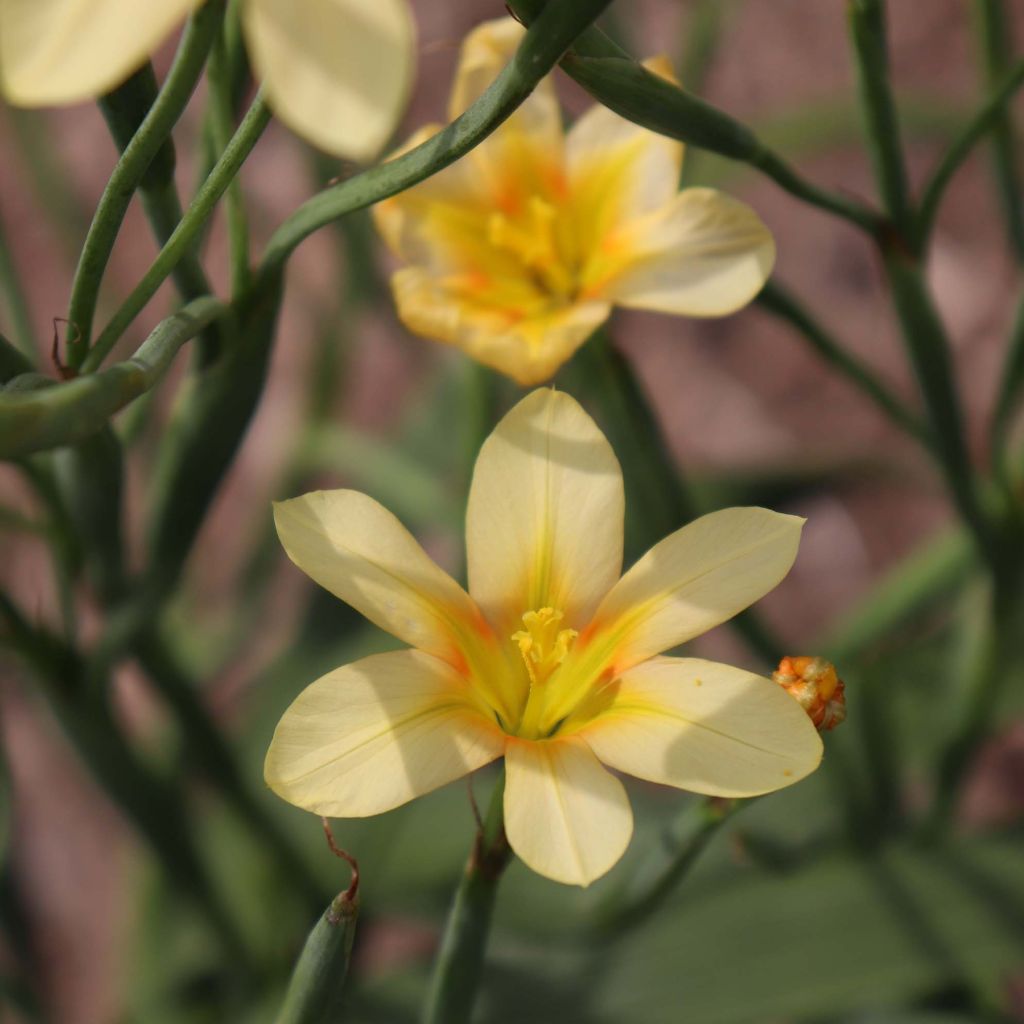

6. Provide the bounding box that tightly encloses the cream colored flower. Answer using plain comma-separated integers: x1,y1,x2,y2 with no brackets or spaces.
372,18,775,385
0,0,415,161
266,389,822,886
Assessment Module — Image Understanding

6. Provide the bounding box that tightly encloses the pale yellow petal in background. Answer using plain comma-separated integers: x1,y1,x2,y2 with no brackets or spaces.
504,736,632,886
373,124,496,264
391,267,611,386
466,389,624,638
0,0,195,105
597,189,776,314
243,0,415,161
567,62,683,269
447,17,560,148
265,650,504,816
446,17,565,209
588,507,803,671
273,489,482,665
578,657,823,796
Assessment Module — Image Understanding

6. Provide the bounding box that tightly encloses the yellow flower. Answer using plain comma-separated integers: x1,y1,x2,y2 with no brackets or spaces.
266,389,822,886
372,18,775,386
0,0,415,161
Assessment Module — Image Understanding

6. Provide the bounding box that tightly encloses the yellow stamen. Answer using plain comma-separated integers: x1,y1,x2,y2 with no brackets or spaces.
487,197,577,300
511,607,577,688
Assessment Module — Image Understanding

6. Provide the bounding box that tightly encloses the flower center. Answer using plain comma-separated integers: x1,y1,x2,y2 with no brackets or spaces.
511,607,577,688
488,196,577,301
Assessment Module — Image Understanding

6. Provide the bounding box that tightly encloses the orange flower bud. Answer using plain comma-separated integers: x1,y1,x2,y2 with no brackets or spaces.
773,656,846,732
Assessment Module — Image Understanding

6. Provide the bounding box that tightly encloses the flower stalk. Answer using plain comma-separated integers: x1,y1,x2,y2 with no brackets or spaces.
65,0,225,370
422,774,512,1024
274,827,359,1024
971,0,1024,260
598,797,740,934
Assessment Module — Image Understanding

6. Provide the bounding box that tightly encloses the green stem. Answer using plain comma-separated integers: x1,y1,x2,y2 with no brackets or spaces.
0,217,35,357
0,333,34,382
990,289,1024,489
0,600,251,968
924,578,1024,835
133,628,323,910
507,0,880,234
822,526,974,663
99,67,214,298
972,0,1024,260
422,774,511,1024
598,798,740,933
261,0,615,272
882,251,996,569
757,280,930,448
746,146,882,232
83,94,271,374
576,334,783,665
208,22,251,296
65,2,224,369
0,296,226,458
847,0,914,243
275,889,358,1024
917,57,1024,247
145,273,282,594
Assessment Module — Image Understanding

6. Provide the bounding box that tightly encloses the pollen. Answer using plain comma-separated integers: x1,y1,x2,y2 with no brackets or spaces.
512,607,578,687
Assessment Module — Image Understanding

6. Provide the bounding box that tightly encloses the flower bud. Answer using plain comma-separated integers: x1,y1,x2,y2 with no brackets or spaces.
773,656,846,731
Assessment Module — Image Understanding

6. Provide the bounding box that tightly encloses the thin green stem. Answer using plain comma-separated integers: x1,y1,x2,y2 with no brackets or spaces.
0,296,226,458
597,798,740,933
989,287,1024,485
65,1,224,369
84,94,271,374
822,526,974,663
422,774,510,1024
508,0,880,234
0,333,33,382
261,0,615,272
0,217,35,357
746,147,882,233
575,333,783,666
883,251,997,570
275,885,358,1024
208,23,251,296
924,579,1024,835
757,280,930,448
133,628,323,910
917,57,1024,247
0,600,251,968
848,0,915,243
972,0,1024,260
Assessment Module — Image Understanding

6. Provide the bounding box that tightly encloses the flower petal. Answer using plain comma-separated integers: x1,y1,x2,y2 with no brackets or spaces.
466,389,624,641
274,489,482,664
391,267,611,385
597,188,775,315
265,650,504,816
567,61,684,286
586,507,804,671
243,0,415,161
504,736,632,886
1,0,194,106
448,17,561,151
577,657,823,797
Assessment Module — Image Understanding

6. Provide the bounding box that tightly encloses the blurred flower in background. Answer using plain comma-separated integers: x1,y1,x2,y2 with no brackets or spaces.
266,388,821,885
0,0,416,160
373,18,775,385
